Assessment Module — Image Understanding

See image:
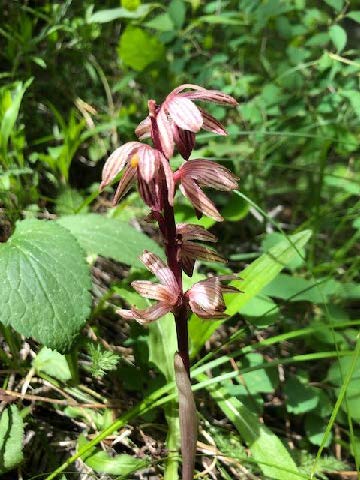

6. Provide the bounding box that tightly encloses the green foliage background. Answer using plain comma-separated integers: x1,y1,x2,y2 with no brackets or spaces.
0,0,360,478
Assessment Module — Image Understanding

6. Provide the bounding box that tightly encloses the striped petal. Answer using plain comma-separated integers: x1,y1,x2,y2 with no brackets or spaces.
180,159,238,191
135,116,152,140
180,177,223,222
138,145,157,183
117,302,172,324
181,90,238,106
132,280,178,304
177,224,217,242
172,125,195,160
189,302,228,320
198,108,227,136
180,254,196,277
140,251,179,293
182,241,225,264
171,84,207,96
100,142,140,190
187,277,223,310
157,107,174,158
167,97,203,133
112,164,137,205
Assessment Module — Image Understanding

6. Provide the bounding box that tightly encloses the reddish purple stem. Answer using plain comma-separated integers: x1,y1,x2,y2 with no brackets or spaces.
150,109,190,378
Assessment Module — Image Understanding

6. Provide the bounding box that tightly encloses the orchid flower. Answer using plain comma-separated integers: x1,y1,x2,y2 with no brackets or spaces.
136,84,238,159
100,142,174,209
174,159,238,221
117,251,181,323
185,275,238,320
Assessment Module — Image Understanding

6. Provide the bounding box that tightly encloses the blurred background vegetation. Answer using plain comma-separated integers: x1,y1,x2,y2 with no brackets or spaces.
1,0,360,478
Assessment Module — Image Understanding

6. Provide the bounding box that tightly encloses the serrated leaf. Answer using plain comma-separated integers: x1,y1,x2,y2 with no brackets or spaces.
0,406,24,472
33,347,72,381
0,219,92,351
329,24,347,52
118,26,164,71
57,214,163,267
189,230,312,355
201,375,301,480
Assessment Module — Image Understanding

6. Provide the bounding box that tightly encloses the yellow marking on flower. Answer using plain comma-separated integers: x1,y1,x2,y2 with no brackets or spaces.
130,154,139,168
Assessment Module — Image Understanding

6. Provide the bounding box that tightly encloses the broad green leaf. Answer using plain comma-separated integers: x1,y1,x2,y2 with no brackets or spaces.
0,406,24,473
0,219,91,351
329,24,347,52
347,11,360,22
197,14,245,25
327,355,360,421
168,0,186,29
222,192,249,222
239,294,278,328
189,230,312,355
56,188,88,215
86,451,147,475
118,26,165,71
262,273,337,303
240,353,278,394
322,0,343,11
88,4,153,23
145,13,174,31
341,90,360,120
284,376,319,414
200,374,301,480
84,448,147,475
262,232,305,269
57,214,163,267
33,347,72,381
305,415,332,447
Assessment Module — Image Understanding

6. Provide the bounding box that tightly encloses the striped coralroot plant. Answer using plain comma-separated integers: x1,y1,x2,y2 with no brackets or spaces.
100,84,239,479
